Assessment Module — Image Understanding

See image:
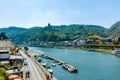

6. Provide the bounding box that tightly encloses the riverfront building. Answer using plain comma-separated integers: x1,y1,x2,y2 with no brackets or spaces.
0,32,11,50
0,32,11,64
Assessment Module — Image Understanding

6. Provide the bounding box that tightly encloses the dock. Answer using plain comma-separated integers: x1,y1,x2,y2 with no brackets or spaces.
45,55,78,73
27,51,78,73
47,56,64,65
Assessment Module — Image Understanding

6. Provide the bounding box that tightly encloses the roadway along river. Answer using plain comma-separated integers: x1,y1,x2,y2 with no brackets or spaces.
20,50,46,80
29,47,120,80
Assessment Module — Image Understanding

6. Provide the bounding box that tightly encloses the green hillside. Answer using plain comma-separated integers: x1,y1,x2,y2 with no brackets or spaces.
0,24,109,45
52,24,106,37
32,24,106,42
107,21,120,37
0,27,42,44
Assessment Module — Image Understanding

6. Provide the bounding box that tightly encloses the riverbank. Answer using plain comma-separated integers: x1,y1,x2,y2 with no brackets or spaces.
20,45,114,54
72,48,113,53
54,46,113,53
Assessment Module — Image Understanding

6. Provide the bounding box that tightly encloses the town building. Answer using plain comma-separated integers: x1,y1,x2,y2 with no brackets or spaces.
0,32,11,50
0,32,11,64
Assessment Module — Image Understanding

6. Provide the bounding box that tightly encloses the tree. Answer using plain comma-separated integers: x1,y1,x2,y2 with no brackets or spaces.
0,68,10,80
118,37,120,43
112,40,119,45
10,47,14,55
24,47,28,51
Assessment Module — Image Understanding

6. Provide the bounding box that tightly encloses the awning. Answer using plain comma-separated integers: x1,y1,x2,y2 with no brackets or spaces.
14,78,24,80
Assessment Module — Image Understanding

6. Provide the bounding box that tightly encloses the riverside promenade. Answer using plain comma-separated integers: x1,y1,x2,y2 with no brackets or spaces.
20,50,46,80
24,51,57,80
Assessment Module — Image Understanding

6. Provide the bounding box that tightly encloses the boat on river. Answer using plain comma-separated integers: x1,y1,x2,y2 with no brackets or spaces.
62,63,69,70
62,63,75,73
41,62,47,67
51,62,56,67
46,66,53,74
112,49,120,56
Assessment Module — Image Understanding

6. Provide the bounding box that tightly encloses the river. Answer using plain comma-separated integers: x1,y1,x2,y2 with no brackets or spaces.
29,47,120,80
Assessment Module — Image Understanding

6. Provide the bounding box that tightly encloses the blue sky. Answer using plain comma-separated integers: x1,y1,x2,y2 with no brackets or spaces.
0,0,120,28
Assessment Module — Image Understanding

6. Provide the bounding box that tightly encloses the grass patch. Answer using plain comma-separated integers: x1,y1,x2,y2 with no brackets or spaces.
93,49,113,53
70,47,113,53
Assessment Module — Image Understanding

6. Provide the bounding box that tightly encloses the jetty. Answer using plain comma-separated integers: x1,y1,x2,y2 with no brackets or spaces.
48,56,78,73
27,51,78,73
47,56,64,65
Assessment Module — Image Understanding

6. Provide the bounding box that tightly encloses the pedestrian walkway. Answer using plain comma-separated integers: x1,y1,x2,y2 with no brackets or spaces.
21,50,57,80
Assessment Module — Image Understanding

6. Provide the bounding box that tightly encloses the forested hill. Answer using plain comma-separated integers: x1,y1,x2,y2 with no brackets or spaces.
52,24,106,37
0,24,110,45
107,21,120,37
0,26,42,44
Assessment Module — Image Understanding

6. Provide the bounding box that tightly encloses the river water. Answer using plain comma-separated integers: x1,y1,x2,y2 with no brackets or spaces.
29,47,120,80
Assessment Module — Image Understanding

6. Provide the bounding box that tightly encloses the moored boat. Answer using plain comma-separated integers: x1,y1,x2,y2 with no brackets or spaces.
41,62,47,67
51,62,56,67
62,63,78,73
62,63,69,70
46,66,53,74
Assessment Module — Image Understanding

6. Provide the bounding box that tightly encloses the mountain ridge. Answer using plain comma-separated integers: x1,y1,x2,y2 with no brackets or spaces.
107,21,120,37
0,22,119,45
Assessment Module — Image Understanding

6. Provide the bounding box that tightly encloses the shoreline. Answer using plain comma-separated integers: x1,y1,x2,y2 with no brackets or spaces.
23,45,113,54
52,46,113,53
71,48,113,53
32,46,113,54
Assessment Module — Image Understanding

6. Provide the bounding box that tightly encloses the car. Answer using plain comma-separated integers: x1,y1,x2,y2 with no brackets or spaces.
23,58,28,66
16,53,22,56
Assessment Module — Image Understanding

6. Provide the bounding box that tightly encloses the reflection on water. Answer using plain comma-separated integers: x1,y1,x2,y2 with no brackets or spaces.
29,47,120,80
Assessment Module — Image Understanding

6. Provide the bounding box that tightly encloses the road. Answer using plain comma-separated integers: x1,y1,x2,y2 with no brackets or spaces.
20,50,46,80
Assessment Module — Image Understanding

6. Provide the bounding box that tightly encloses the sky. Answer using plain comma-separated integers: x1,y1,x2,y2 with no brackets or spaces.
0,0,120,28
